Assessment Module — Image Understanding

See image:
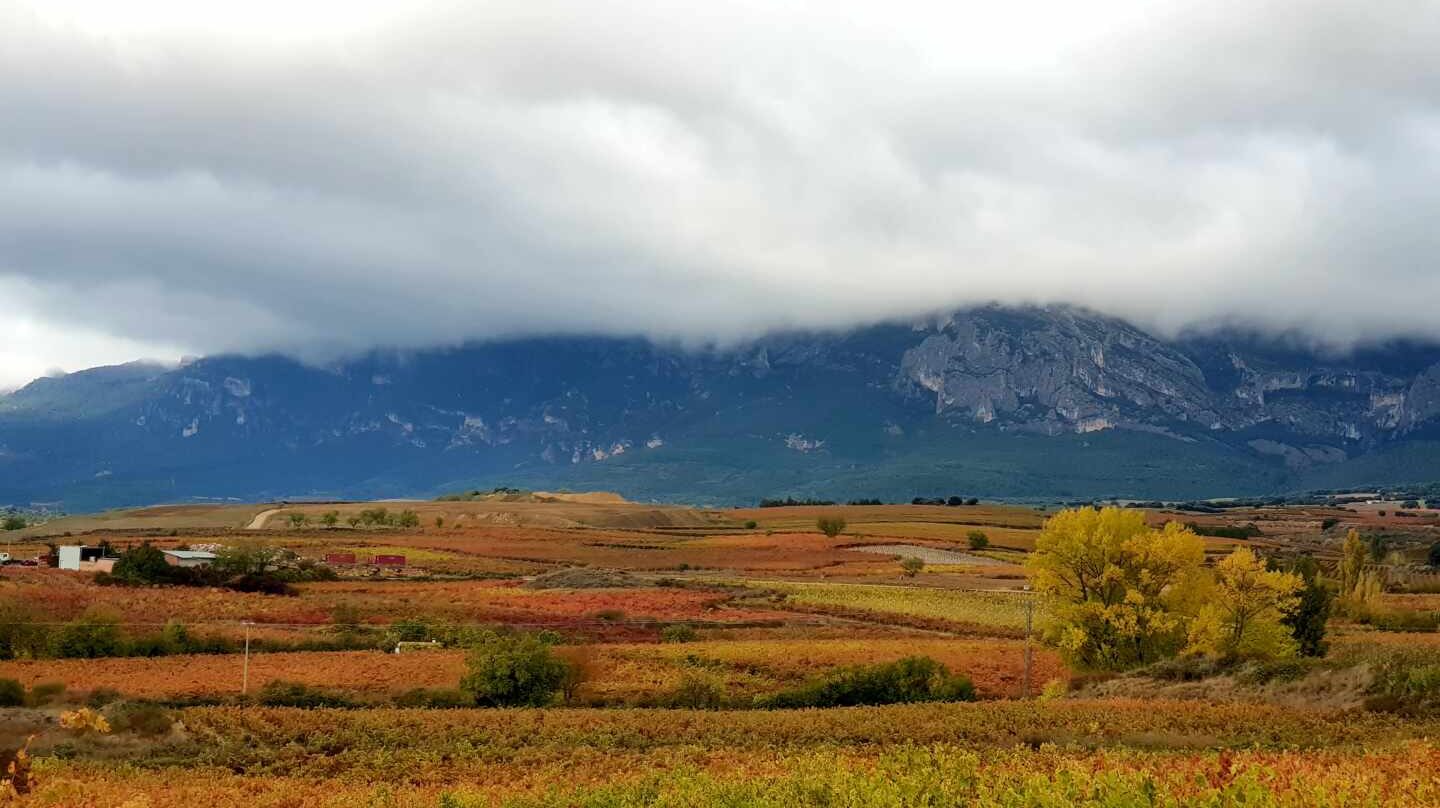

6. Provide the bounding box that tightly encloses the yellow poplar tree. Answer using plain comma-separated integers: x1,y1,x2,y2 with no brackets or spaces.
1339,529,1367,596
1028,507,1205,670
1187,547,1302,660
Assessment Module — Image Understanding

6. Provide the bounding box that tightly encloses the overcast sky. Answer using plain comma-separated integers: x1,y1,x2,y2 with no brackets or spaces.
3,0,1440,390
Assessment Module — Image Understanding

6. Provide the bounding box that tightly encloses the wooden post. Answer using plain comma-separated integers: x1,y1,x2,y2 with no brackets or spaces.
1023,585,1033,698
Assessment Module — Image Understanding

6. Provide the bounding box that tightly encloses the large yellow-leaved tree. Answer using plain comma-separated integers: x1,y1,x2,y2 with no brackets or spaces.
1028,507,1206,670
1187,547,1301,659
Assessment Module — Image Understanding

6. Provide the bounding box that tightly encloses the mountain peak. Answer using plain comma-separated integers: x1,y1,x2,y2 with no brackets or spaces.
5,306,1440,510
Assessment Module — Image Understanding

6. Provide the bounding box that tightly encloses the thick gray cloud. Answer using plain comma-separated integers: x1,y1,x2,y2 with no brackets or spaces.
3,0,1440,389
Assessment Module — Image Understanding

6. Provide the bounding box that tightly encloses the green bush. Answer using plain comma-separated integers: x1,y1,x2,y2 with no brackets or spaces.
966,531,989,550
85,687,124,708
50,613,123,659
27,681,65,706
1140,655,1229,682
0,678,24,707
388,617,431,644
110,542,176,585
661,624,698,644
664,672,728,709
744,520,758,530
816,516,847,538
0,602,48,660
393,688,473,709
359,507,390,526
899,557,924,577
256,680,358,709
1367,649,1440,714
758,657,975,709
106,702,174,736
459,633,569,707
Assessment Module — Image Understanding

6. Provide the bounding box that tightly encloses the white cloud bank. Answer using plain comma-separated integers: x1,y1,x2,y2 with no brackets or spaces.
3,0,1440,389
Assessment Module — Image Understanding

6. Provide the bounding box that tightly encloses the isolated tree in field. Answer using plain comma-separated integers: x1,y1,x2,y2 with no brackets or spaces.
396,510,421,528
1028,507,1205,670
1284,555,1333,657
214,540,280,578
1339,529,1368,596
0,516,24,531
287,512,308,529
1367,533,1388,563
347,516,361,528
320,511,339,527
967,530,989,550
899,557,925,577
1187,548,1301,660
111,542,173,585
555,645,595,705
816,516,847,538
460,632,569,707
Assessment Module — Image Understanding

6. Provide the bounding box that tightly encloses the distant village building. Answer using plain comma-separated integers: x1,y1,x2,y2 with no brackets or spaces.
162,549,217,568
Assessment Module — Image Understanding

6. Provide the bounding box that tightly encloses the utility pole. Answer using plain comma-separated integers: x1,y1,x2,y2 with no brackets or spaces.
1022,584,1033,698
242,621,253,695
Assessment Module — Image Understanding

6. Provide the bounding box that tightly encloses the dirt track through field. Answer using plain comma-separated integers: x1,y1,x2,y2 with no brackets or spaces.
848,544,1004,565
246,508,282,529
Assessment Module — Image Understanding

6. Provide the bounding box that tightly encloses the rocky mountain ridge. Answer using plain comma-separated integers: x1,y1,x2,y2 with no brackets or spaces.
4,305,1440,510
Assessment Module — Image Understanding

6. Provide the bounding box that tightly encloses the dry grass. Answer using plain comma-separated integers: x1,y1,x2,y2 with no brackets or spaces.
15,503,269,538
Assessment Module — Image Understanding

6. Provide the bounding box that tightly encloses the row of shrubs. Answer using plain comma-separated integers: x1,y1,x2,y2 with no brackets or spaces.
1,650,977,720
0,605,707,662
454,630,976,711
0,611,412,661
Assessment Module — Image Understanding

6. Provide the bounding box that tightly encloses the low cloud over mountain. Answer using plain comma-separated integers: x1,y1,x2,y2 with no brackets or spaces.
4,1,1440,388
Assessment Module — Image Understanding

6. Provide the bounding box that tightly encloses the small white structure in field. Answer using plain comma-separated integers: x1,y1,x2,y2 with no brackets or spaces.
57,546,82,570
163,549,217,568
57,545,117,572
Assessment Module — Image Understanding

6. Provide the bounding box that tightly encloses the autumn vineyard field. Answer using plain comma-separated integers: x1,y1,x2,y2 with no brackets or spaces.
3,495,1440,805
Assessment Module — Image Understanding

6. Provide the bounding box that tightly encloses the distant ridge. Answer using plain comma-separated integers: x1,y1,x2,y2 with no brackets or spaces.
5,305,1440,511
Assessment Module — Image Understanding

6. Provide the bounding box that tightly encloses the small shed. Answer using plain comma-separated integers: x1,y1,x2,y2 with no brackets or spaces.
57,546,117,572
372,554,407,567
162,549,217,568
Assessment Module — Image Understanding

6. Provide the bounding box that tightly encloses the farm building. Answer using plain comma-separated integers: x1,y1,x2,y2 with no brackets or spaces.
56,545,118,572
162,549,217,568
